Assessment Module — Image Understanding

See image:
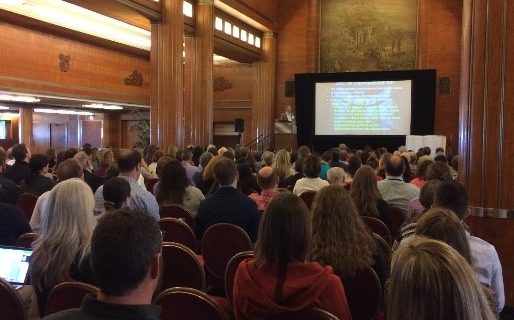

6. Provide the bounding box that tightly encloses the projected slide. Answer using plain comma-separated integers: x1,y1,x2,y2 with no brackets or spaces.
315,80,412,135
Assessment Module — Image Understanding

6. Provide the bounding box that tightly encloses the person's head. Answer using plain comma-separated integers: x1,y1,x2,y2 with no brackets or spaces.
433,181,469,220
303,154,321,178
64,147,79,160
419,179,442,210
256,166,278,191
202,155,224,181
298,146,311,159
327,167,346,186
293,158,304,174
434,154,448,163
386,155,405,177
91,208,162,299
387,237,495,320
415,208,472,263
46,148,56,168
100,150,115,167
157,160,189,205
426,161,453,181
340,149,349,162
199,152,214,170
181,149,193,162
74,151,92,171
423,146,432,156
217,147,228,156
117,149,142,175
310,185,375,276
82,143,93,156
32,178,96,294
223,150,235,160
347,154,362,177
350,165,382,217
450,156,459,171
213,157,238,186
272,150,292,182
103,177,131,212
261,151,274,167
12,143,29,162
29,154,49,175
330,148,341,164
105,164,120,180
285,105,291,113
55,158,84,181
320,151,333,164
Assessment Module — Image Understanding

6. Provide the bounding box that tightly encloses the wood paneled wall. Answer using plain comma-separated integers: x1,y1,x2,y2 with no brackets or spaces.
0,23,150,105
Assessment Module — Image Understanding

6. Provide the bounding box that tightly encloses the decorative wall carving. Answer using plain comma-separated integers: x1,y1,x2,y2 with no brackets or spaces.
124,70,144,87
59,53,71,72
213,76,233,92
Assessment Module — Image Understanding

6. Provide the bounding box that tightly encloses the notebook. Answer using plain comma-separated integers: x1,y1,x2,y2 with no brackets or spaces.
0,246,33,289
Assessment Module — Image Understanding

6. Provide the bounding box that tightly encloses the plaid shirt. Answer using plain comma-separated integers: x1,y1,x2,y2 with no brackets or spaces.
248,190,280,211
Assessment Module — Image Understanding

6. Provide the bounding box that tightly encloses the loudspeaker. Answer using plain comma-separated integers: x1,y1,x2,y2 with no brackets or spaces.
234,118,244,132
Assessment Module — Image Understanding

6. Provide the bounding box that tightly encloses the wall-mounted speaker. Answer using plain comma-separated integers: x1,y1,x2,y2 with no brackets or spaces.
234,118,244,133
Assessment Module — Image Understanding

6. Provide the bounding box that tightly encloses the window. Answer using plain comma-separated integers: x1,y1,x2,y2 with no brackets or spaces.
215,17,223,31
0,121,7,139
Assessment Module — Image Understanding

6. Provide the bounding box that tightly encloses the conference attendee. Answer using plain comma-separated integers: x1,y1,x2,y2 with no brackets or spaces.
148,149,163,179
29,159,84,233
4,143,31,185
293,154,329,196
387,237,496,320
233,192,351,320
339,149,350,171
195,157,260,242
350,165,392,230
425,160,453,182
409,156,433,188
237,162,260,196
0,203,31,246
261,151,274,167
326,167,349,188
155,160,204,216
101,177,131,216
181,149,199,185
42,208,162,320
297,145,311,161
376,152,392,179
94,149,160,221
20,154,55,196
30,178,97,316
192,152,213,192
271,149,295,188
94,149,115,178
200,155,225,195
310,185,387,288
249,166,280,211
282,158,305,189
45,148,57,173
346,154,361,178
319,151,332,180
278,104,294,121
74,151,103,192
377,155,419,211
0,148,20,204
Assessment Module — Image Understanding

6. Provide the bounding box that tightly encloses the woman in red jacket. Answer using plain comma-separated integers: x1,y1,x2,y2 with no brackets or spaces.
232,192,352,320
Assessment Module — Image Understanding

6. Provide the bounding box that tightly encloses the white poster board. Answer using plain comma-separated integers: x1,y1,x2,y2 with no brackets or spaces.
406,135,446,157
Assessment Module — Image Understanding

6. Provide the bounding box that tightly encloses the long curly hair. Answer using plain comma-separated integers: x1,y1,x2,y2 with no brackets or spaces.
309,185,375,277
350,165,382,218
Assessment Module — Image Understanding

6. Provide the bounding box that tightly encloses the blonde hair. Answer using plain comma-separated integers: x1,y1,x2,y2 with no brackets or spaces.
387,237,496,320
309,185,375,276
272,150,294,184
31,178,96,294
202,155,224,181
350,165,382,218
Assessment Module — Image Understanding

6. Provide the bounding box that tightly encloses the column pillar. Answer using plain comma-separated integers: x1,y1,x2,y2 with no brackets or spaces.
305,0,320,72
252,32,277,150
150,0,184,149
103,113,122,149
191,0,214,146
19,107,33,149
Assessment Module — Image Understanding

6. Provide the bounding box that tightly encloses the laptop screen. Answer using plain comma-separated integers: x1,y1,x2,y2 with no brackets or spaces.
0,246,33,286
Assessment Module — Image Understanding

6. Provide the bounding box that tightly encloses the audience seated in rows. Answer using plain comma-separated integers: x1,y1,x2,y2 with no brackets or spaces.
248,166,280,211
233,192,351,320
20,154,55,196
195,157,260,242
4,143,31,185
0,147,19,204
377,155,419,211
42,208,162,320
293,154,329,196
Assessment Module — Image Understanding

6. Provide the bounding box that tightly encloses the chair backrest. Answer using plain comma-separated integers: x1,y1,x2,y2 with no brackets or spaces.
388,205,407,240
372,233,391,265
154,287,227,320
15,232,38,249
225,251,254,304
161,242,206,292
0,277,26,320
340,265,381,320
146,178,159,193
46,281,98,316
266,307,340,320
158,218,197,251
16,193,38,221
159,204,195,229
201,223,253,282
362,216,392,246
299,191,317,210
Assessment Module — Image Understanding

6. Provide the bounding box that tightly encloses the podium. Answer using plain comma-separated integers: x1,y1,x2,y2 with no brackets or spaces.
274,121,297,150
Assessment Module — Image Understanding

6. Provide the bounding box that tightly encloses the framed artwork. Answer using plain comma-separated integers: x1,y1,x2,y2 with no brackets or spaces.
320,0,418,72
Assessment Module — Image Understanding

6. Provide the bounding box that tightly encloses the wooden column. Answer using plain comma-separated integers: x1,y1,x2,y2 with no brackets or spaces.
305,0,320,72
253,32,277,149
150,0,184,149
190,0,214,146
19,107,33,149
459,0,514,209
103,113,122,149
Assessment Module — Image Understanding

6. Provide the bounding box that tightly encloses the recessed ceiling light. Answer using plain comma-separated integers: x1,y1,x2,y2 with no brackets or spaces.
0,94,40,103
83,103,123,110
35,108,94,116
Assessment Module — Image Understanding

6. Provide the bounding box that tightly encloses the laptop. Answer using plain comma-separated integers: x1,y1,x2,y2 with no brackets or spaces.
0,245,33,289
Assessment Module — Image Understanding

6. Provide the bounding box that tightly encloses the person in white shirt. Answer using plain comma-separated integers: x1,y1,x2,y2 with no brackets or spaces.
377,155,419,211
293,154,329,196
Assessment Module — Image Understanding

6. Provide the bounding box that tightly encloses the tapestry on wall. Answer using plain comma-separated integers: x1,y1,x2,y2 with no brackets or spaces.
320,0,418,72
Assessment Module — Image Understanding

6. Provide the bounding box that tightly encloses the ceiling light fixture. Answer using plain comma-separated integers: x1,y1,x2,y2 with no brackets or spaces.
0,94,40,103
35,108,94,116
83,103,123,110
0,106,9,110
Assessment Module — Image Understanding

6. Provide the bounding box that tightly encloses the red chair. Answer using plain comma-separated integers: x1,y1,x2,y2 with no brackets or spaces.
372,233,391,265
159,204,195,229
299,191,317,210
225,251,254,304
266,307,340,320
15,232,38,249
388,205,407,240
161,242,206,292
0,277,26,320
16,193,38,221
45,281,98,316
362,216,392,246
154,287,228,320
158,218,197,251
340,265,381,320
201,224,253,294
146,178,159,193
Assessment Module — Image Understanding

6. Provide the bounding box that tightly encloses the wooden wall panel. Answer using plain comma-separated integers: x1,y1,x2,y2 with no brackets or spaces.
0,23,150,105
